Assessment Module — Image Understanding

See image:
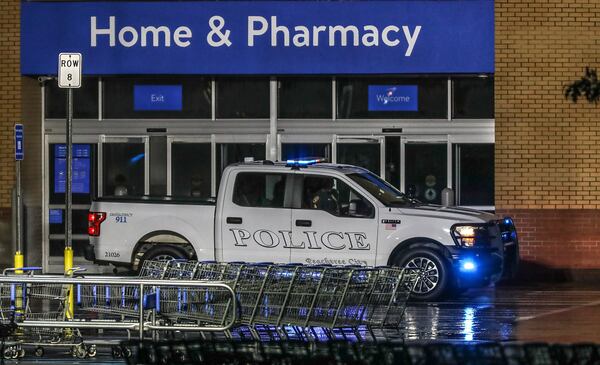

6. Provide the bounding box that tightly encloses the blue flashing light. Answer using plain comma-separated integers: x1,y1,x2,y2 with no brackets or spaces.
286,157,326,167
503,217,513,226
461,260,477,272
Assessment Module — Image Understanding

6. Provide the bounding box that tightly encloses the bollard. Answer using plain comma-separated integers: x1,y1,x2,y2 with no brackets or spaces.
14,251,23,274
64,247,74,319
14,251,24,318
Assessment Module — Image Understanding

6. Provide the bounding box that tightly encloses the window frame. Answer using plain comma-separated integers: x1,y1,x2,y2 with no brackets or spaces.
231,171,293,209
292,172,377,219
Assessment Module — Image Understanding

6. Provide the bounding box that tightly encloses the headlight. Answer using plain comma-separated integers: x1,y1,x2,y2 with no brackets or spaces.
452,225,482,247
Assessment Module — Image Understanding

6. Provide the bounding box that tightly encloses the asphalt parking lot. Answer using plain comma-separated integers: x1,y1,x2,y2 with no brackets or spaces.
7,283,600,363
402,283,600,343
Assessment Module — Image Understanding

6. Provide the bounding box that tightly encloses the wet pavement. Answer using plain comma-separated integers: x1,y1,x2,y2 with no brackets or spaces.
402,283,600,343
6,283,600,363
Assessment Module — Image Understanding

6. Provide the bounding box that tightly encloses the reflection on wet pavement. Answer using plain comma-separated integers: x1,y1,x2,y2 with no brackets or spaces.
402,285,600,343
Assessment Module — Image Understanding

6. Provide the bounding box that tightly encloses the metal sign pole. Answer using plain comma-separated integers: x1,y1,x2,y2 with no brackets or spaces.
58,52,81,318
66,88,73,251
16,160,22,253
14,124,24,275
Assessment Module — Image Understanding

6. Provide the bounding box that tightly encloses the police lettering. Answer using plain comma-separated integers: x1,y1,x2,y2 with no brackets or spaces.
229,228,371,250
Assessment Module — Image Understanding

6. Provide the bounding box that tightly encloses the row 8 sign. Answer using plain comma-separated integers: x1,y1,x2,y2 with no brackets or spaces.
21,1,494,75
58,53,82,88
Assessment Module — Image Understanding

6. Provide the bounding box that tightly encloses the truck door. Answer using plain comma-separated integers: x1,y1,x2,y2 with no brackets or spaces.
220,171,292,263
291,174,378,266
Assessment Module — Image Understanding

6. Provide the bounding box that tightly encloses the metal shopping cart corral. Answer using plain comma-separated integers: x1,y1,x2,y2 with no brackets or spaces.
0,274,237,360
0,267,87,359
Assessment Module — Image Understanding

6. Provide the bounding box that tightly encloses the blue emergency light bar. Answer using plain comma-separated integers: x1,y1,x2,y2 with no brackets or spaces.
285,157,326,167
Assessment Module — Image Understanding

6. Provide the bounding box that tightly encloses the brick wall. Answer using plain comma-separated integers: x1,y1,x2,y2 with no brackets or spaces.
0,0,19,209
496,0,600,270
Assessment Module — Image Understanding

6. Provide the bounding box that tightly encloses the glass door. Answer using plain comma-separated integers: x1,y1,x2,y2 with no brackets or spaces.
279,134,333,163
99,136,148,198
402,137,449,205
335,136,384,176
215,135,268,191
168,136,212,199
44,135,99,272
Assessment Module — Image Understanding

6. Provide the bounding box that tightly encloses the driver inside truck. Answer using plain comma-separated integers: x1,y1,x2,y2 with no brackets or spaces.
311,178,339,215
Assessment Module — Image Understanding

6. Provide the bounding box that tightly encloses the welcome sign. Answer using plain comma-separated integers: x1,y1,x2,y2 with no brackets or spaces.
368,85,418,111
21,1,494,75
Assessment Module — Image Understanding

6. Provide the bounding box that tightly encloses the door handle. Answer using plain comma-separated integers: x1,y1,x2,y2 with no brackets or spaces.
226,217,243,224
295,219,312,227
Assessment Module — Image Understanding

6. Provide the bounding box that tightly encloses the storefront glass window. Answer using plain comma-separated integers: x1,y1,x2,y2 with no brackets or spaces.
337,77,447,119
385,136,401,189
278,78,332,118
103,76,211,119
282,143,331,162
102,143,145,197
452,76,494,119
171,143,212,198
216,78,269,118
216,143,266,187
405,143,447,204
454,144,494,206
337,143,381,175
45,77,99,119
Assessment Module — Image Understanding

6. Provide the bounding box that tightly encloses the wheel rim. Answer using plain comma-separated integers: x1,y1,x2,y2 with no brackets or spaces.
153,254,176,261
405,256,440,294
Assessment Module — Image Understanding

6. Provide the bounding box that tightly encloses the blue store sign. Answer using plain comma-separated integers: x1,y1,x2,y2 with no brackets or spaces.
134,85,183,111
368,85,418,111
21,1,494,75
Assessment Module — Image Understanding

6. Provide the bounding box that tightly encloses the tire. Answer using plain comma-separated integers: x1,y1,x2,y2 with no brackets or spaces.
138,244,188,271
393,248,451,301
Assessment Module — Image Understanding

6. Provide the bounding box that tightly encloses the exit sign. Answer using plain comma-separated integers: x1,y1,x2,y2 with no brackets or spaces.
58,53,82,88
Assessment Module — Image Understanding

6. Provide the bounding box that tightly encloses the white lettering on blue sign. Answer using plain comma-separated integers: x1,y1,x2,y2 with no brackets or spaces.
246,16,422,53
91,16,192,48
89,15,420,55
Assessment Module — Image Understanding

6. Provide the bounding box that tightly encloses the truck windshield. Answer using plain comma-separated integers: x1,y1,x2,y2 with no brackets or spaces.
347,172,417,207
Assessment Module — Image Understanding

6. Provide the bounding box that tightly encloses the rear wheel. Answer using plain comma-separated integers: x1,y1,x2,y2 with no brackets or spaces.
138,245,188,271
394,248,451,301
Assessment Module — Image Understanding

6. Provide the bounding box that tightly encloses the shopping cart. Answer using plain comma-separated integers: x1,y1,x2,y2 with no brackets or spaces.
163,260,199,280
361,267,417,328
231,263,272,326
158,262,242,328
250,264,299,327
76,260,168,319
0,268,90,359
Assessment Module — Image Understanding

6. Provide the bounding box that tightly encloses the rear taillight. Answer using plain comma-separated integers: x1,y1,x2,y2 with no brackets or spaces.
88,212,106,236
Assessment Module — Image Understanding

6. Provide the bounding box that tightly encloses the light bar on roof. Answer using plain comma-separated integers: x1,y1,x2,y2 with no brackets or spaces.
285,157,326,167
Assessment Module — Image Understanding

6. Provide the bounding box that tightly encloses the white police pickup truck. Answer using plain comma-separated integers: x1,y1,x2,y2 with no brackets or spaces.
85,160,519,300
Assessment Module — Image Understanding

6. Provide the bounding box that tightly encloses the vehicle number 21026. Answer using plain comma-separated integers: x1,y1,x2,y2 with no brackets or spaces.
115,216,128,223
105,251,120,258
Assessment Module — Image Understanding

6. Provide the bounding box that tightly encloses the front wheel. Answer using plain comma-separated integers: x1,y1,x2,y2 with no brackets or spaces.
394,248,451,301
